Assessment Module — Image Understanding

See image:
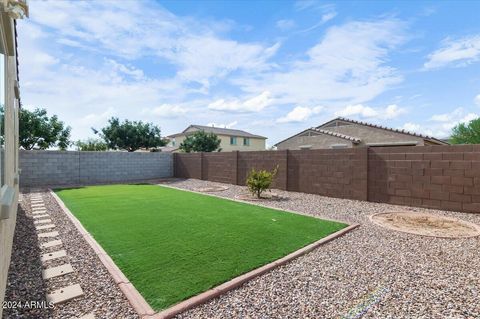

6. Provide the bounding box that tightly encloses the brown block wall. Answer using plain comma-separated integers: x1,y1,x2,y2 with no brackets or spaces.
174,153,202,180
287,148,367,201
368,145,480,213
237,150,288,189
203,152,237,184
174,145,480,213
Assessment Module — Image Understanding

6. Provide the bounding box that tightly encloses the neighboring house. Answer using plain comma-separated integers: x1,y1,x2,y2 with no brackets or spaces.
167,125,267,152
0,1,28,316
275,117,448,150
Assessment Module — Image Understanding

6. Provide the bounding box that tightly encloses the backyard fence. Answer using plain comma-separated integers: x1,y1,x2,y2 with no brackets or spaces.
174,145,480,213
20,150,173,187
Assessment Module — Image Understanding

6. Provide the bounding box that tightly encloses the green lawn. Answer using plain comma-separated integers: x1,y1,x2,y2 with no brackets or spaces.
55,184,347,310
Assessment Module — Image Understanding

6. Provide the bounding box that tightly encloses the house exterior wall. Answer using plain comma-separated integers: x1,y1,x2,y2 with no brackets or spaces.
276,132,353,150
0,9,23,316
327,123,426,146
169,133,266,152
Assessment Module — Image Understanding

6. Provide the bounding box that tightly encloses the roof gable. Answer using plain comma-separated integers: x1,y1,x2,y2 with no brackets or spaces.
318,117,448,145
274,127,361,146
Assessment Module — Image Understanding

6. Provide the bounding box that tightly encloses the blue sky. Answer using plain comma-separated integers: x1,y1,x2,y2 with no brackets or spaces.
18,0,480,146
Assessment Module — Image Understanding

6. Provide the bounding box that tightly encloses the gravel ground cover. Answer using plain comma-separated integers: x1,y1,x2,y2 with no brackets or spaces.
3,191,139,319
156,179,480,319
6,179,480,319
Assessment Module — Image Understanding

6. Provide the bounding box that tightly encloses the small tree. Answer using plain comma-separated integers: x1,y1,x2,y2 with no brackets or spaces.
75,138,108,151
0,106,71,150
246,166,278,199
179,130,221,152
450,118,480,144
98,117,167,152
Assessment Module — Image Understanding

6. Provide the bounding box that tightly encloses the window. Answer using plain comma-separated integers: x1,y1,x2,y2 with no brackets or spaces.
171,138,176,146
230,136,237,145
243,138,250,146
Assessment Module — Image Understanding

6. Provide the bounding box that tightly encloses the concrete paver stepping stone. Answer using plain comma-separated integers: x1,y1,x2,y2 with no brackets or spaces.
42,263,74,279
41,239,62,248
77,313,95,319
46,284,84,304
41,250,67,262
38,231,59,238
36,224,56,231
33,214,49,219
31,203,45,207
34,219,52,225
32,210,47,215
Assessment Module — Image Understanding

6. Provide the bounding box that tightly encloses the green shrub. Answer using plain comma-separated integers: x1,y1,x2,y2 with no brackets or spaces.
246,165,278,198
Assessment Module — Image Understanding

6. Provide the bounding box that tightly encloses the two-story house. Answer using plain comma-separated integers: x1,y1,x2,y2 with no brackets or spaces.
167,125,266,152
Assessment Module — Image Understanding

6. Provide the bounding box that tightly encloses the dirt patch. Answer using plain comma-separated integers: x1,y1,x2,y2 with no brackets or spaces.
370,212,480,238
235,192,286,201
194,185,229,192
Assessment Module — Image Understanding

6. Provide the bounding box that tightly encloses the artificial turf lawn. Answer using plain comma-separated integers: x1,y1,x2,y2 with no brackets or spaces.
55,184,347,310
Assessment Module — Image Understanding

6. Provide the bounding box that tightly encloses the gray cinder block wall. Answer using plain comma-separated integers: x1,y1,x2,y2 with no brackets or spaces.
19,150,173,187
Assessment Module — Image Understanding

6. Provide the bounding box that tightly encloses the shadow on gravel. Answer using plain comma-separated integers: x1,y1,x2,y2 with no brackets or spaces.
3,202,53,319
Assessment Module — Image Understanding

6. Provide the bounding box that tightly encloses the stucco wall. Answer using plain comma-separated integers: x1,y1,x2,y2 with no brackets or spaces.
276,132,353,150
327,123,425,146
276,123,426,150
19,150,173,187
169,134,266,152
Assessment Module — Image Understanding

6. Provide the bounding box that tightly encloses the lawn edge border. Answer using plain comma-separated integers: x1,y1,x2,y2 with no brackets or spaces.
146,223,359,319
50,184,359,319
48,189,156,317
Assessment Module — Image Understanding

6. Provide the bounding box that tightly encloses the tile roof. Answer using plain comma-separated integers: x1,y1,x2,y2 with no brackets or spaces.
320,117,448,144
310,127,361,143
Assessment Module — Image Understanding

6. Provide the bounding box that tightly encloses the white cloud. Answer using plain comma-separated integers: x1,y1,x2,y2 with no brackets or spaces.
206,121,238,128
276,19,296,30
26,0,279,90
334,104,405,120
320,12,337,24
235,19,406,106
335,104,378,118
407,108,479,138
475,94,480,106
424,35,480,69
430,107,464,122
208,91,274,113
78,107,115,127
401,122,421,132
141,104,188,117
277,106,323,123
384,104,406,119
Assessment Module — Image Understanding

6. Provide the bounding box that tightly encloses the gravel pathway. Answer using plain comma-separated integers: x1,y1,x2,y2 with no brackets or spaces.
159,179,480,319
3,191,139,319
6,180,480,318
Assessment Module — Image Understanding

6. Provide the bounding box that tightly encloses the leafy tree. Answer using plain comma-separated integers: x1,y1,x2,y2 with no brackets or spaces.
0,106,71,150
75,138,108,151
179,130,221,152
246,166,278,198
97,117,167,152
450,118,480,144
